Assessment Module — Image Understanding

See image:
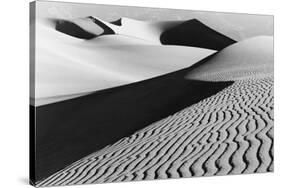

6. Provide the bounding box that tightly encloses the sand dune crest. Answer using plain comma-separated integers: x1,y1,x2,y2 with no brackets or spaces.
185,36,273,81
160,19,236,50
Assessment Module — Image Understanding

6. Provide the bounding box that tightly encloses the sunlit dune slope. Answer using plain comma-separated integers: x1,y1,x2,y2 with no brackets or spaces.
185,36,273,81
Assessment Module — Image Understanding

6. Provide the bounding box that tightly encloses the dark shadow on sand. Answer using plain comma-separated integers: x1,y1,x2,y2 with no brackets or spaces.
53,18,115,39
54,19,97,39
160,19,236,50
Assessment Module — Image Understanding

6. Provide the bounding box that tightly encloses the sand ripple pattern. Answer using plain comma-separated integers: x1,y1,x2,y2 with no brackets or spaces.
38,75,273,186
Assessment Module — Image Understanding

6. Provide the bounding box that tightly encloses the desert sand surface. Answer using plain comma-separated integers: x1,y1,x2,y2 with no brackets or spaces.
33,18,223,106
37,35,273,186
186,36,273,81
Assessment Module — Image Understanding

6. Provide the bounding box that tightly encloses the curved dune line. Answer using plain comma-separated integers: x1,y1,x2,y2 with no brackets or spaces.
266,127,274,171
50,17,235,50
160,19,236,50
185,36,273,81
38,74,273,186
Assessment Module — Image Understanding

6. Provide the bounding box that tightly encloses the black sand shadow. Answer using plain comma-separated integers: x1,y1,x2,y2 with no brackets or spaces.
52,18,115,39
160,19,236,50
54,19,96,39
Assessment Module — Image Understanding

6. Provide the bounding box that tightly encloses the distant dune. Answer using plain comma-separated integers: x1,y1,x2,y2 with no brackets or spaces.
37,35,273,186
160,19,236,50
53,17,184,43
106,17,183,44
51,17,235,49
52,17,104,39
32,17,237,106
186,36,273,81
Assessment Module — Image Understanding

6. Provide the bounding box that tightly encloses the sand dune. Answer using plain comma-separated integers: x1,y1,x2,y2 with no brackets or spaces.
52,17,235,49
51,17,106,39
53,16,183,43
32,17,239,106
185,36,273,81
113,18,236,49
37,35,273,186
33,21,215,106
160,19,236,50
98,17,183,44
86,35,156,45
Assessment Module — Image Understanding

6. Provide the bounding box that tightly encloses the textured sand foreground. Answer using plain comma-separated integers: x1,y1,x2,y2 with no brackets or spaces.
37,36,273,186
38,77,273,186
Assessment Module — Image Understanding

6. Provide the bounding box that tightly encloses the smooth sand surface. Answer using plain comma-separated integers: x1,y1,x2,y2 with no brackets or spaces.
37,36,273,186
185,36,273,81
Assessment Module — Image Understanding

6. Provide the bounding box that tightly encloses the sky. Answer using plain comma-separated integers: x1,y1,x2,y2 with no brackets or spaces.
35,0,273,41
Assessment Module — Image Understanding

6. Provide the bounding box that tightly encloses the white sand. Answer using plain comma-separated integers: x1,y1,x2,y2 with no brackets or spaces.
186,36,273,81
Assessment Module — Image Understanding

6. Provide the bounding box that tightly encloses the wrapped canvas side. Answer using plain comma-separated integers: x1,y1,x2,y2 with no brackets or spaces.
29,1,36,185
